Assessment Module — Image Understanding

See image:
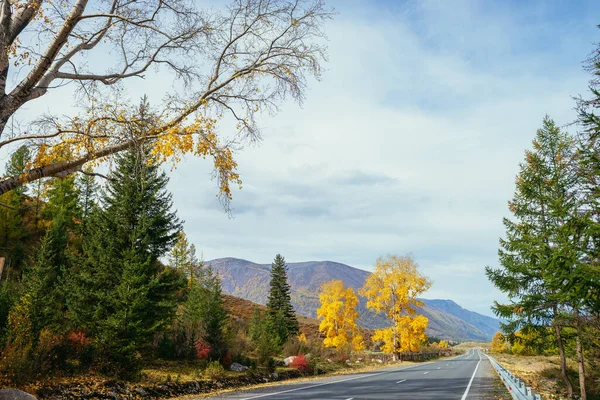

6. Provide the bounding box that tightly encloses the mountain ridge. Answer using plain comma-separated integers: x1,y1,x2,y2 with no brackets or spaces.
207,257,499,341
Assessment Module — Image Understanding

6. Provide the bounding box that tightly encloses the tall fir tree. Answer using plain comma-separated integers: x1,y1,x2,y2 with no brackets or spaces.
198,267,228,361
43,176,81,226
266,254,299,345
575,43,600,317
0,218,72,376
21,220,70,338
75,171,99,241
67,99,183,376
571,47,600,400
486,117,580,397
249,308,278,366
169,232,199,282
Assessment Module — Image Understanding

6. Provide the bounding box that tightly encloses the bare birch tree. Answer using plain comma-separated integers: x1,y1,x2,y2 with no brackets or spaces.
0,0,331,208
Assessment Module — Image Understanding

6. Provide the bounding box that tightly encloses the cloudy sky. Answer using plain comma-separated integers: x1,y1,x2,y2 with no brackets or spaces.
168,0,598,317
4,0,600,317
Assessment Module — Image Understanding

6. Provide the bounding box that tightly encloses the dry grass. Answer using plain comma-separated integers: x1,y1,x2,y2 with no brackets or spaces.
140,360,248,385
453,342,490,351
492,353,577,399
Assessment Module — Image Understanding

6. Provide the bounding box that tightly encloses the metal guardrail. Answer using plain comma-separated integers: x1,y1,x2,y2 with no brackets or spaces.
484,353,543,400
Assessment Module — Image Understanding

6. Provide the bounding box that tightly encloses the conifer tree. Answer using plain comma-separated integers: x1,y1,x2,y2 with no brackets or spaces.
249,309,278,366
68,100,183,375
178,264,228,362
486,117,579,397
76,171,99,235
43,176,81,226
266,254,299,345
198,267,228,362
170,232,199,281
572,55,600,399
0,220,70,376
22,221,69,338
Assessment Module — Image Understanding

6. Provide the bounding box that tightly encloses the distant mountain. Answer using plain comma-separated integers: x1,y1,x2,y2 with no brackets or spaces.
207,257,500,341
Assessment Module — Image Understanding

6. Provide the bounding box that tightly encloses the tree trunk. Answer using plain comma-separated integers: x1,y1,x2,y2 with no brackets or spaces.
0,140,134,195
392,324,398,361
554,321,574,398
574,307,587,400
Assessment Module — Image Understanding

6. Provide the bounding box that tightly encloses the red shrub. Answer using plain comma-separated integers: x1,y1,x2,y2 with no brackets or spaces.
67,331,89,351
290,354,312,373
194,339,211,360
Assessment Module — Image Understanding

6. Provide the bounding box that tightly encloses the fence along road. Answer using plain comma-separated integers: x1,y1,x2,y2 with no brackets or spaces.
485,353,543,400
207,348,514,400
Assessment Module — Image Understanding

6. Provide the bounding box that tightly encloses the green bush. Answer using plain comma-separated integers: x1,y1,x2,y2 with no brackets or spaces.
204,361,226,380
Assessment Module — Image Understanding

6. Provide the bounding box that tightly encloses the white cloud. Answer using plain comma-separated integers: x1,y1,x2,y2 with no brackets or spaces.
168,1,594,318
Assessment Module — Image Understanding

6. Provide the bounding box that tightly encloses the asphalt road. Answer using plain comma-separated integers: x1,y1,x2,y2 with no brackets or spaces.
206,349,511,400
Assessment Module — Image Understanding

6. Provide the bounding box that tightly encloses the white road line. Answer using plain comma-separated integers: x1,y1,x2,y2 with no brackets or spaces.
345,398,354,400
238,363,432,400
396,379,407,384
460,350,482,400
423,371,429,375
437,367,441,369
238,373,383,400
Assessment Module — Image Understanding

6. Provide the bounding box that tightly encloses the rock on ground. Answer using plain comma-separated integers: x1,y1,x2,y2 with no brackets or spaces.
283,356,297,366
0,389,37,400
230,362,249,372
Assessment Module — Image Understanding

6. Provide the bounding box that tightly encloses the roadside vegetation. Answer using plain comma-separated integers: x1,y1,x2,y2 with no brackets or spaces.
486,39,600,400
0,111,450,397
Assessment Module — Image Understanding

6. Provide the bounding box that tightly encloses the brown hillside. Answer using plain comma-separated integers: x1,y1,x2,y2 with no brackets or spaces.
222,294,323,339
221,294,372,344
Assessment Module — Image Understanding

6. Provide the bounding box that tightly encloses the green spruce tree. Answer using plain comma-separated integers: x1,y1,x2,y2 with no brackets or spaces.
169,232,199,282
43,176,81,226
198,267,228,362
68,100,183,376
76,171,99,236
266,254,299,346
182,265,228,362
249,308,278,367
81,146,181,375
486,117,579,397
569,47,600,400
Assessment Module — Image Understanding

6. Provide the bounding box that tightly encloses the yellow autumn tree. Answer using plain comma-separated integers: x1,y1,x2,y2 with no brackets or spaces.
439,340,449,349
510,331,538,356
490,331,506,354
317,280,364,352
360,254,432,360
398,314,428,352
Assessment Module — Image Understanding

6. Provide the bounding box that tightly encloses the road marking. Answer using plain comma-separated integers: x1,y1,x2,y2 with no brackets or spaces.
460,350,482,400
437,367,441,369
345,398,354,400
396,379,407,384
238,363,432,400
423,371,429,375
